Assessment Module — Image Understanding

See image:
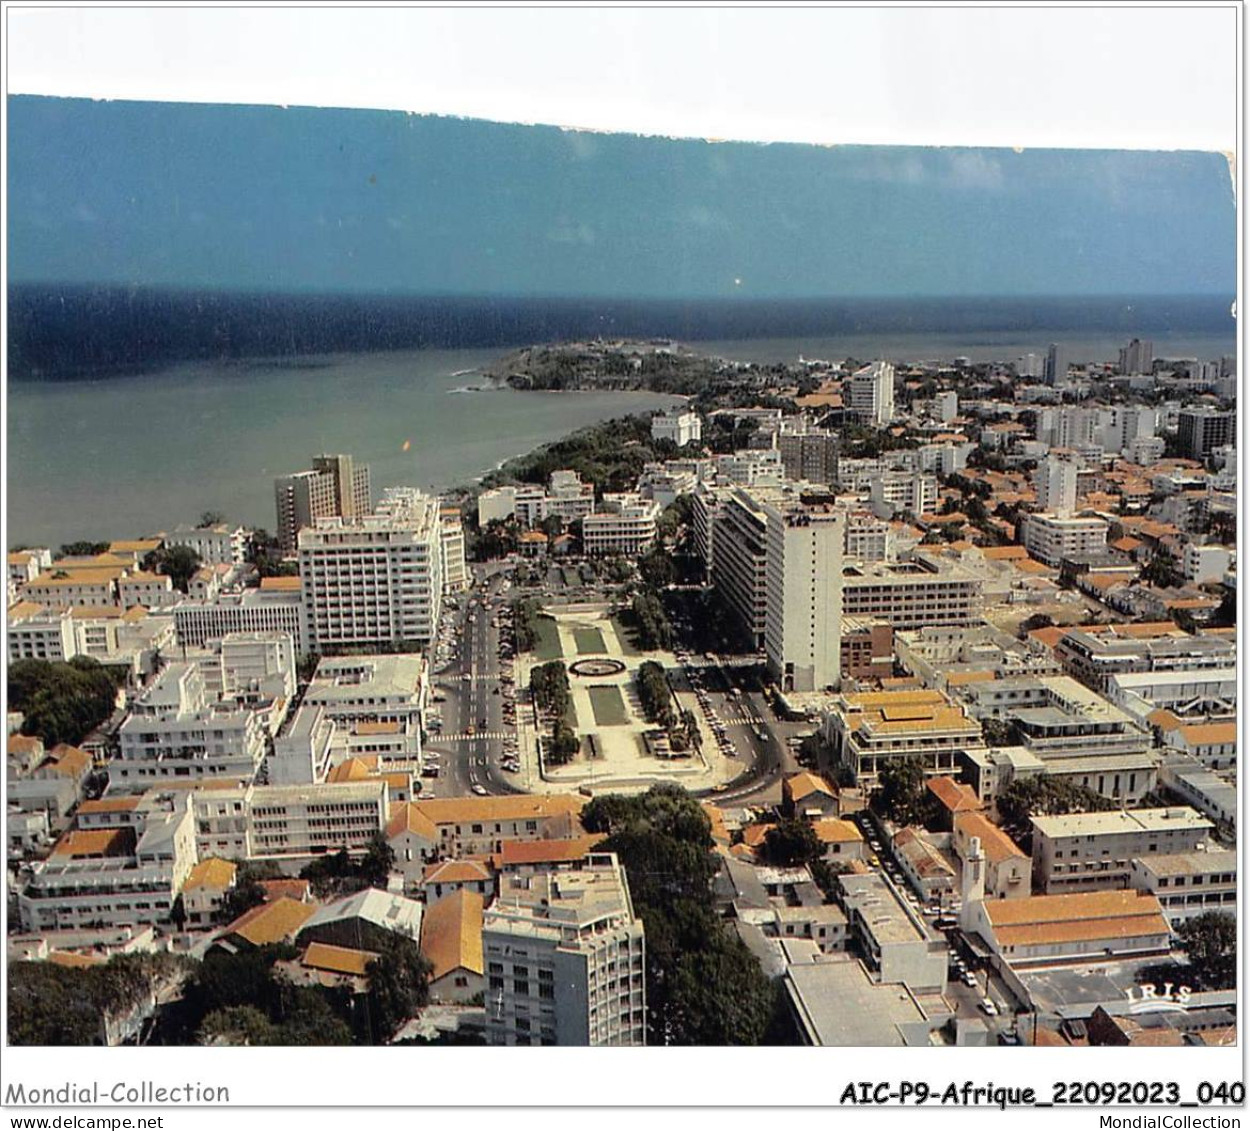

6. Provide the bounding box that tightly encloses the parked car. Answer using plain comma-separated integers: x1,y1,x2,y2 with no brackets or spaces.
978,998,998,1016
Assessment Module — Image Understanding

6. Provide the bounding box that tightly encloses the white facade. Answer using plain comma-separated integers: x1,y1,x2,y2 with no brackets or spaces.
651,409,702,447
8,606,78,663
172,587,306,652
271,704,337,785
1031,807,1213,894
582,494,661,556
18,796,198,934
114,663,268,791
1034,457,1078,517
764,499,844,693
439,508,470,593
219,631,297,704
299,489,443,652
1183,543,1232,585
192,780,388,861
483,853,646,1047
1021,513,1109,567
868,472,938,519
1128,849,1237,924
164,524,249,566
847,360,896,427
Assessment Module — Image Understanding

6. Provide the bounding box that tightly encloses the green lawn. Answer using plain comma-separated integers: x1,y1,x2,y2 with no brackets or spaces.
533,615,563,661
588,685,630,726
609,613,644,657
573,626,607,655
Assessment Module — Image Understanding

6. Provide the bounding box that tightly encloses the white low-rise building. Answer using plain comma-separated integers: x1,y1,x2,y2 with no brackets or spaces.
18,794,198,934
1021,513,1109,567
582,494,661,556
164,524,249,566
651,409,702,448
114,663,268,791
1128,850,1237,925
192,780,388,862
1031,807,1213,895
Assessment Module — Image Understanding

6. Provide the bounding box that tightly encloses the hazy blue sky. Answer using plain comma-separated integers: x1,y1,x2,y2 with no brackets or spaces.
7,96,1235,299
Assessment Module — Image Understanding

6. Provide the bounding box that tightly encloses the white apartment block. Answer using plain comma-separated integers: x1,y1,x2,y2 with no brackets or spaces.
1021,513,1109,567
8,604,78,663
483,853,646,1046
18,795,198,934
651,409,702,447
164,524,249,566
763,498,844,693
118,572,178,610
844,514,894,561
172,585,306,652
439,507,470,592
271,704,337,785
192,780,388,862
1034,458,1078,517
299,489,443,652
582,494,661,557
114,663,268,791
219,631,297,705
1128,850,1237,925
1183,543,1231,585
8,548,52,588
868,472,938,520
1031,807,1213,895
714,448,785,487
846,360,896,427
711,486,772,648
478,471,596,529
841,561,982,630
23,568,123,608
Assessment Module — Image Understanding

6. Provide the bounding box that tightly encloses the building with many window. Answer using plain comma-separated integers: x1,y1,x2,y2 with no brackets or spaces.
581,494,661,557
298,489,443,652
651,409,702,448
114,663,268,791
172,582,307,652
1021,513,1109,567
274,454,372,553
1030,807,1213,895
846,360,896,427
483,853,646,1046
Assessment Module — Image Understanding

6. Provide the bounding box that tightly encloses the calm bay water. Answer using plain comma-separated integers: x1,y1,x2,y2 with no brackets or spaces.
6,348,684,549
6,326,1235,549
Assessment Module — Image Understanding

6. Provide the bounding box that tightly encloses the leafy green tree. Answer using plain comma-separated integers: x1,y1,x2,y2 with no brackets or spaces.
9,657,123,747
359,832,396,888
356,935,433,1043
58,541,111,557
581,785,781,1044
142,544,203,593
547,722,580,765
761,818,822,867
1176,912,1236,989
873,756,928,826
996,776,1115,848
199,510,227,527
198,1005,277,1046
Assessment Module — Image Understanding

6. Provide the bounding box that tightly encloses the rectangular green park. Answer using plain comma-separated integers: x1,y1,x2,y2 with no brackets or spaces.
588,685,629,726
573,626,607,655
532,615,563,661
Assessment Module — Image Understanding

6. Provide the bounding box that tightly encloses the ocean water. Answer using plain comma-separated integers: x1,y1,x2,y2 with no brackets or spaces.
6,318,1236,549
5,348,684,549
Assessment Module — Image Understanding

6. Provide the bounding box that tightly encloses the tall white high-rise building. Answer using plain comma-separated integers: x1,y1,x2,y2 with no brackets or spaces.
298,488,443,653
847,360,896,427
651,409,703,448
1118,338,1154,376
1035,457,1079,517
764,498,845,694
1043,344,1070,386
483,853,646,1046
1018,354,1042,379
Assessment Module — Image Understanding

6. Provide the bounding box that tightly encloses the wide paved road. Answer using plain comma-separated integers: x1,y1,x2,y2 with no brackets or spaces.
427,568,519,797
